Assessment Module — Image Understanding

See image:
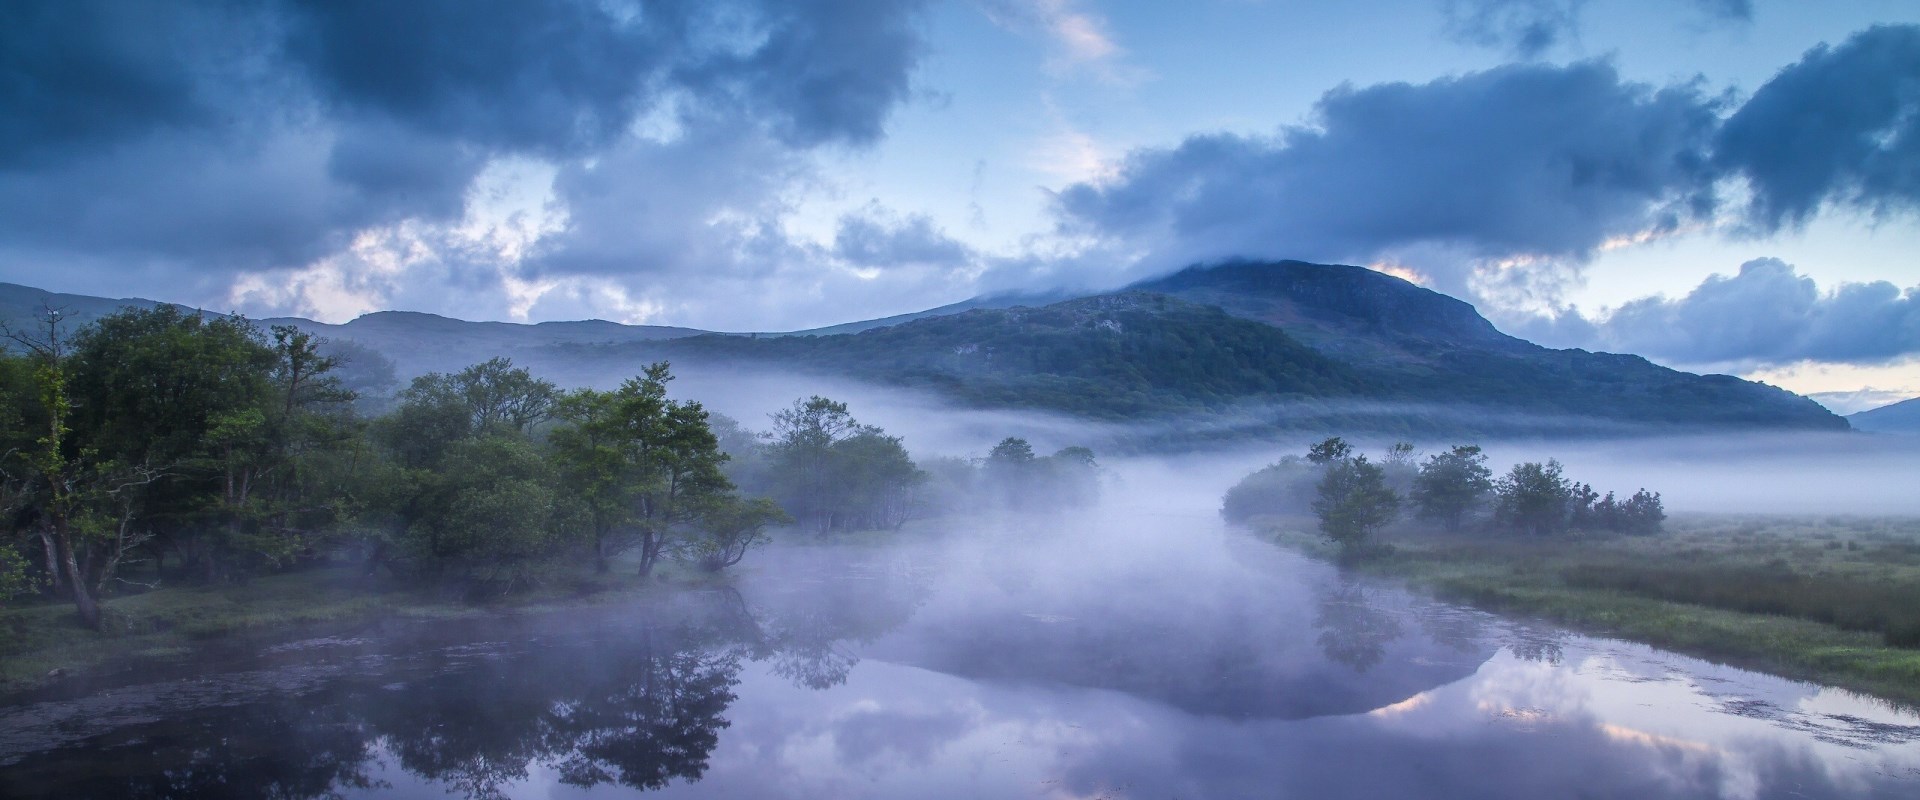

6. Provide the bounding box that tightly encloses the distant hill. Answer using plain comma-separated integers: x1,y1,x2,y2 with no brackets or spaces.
1,281,188,330
1849,398,1920,433
273,310,707,380
0,261,1850,437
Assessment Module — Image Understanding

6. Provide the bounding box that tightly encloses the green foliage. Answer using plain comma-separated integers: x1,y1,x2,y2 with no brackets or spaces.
763,396,923,532
546,363,740,576
1305,437,1352,465
0,544,36,607
1493,460,1574,536
979,437,1102,511
1412,445,1493,531
1311,455,1400,551
682,497,789,572
397,434,561,589
1220,456,1318,523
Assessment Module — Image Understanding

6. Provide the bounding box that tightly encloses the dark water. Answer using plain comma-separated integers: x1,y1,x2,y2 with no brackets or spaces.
4,477,1919,799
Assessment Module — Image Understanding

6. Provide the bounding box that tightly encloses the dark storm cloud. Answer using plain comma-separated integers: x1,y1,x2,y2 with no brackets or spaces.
1515,258,1920,367
282,0,926,154
280,0,666,157
0,0,932,292
1054,60,1721,276
0,1,233,168
684,0,929,148
1441,0,1585,59
1716,25,1920,230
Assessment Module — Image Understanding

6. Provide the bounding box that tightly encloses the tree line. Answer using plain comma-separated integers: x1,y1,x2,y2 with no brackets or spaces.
1,306,1102,629
1222,437,1665,553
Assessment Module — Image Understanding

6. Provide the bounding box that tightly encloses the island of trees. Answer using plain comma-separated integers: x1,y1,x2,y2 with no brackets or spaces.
1222,436,1666,555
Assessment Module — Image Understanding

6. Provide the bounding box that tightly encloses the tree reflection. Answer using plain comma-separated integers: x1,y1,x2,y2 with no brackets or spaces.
1313,580,1406,673
5,579,913,800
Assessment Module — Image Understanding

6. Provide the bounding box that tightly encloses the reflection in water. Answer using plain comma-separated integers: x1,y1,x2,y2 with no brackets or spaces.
0,580,894,800
3,514,1920,798
1313,579,1406,673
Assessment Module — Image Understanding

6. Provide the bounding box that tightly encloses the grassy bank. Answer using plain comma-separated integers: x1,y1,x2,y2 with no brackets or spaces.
1256,513,1920,706
0,556,722,694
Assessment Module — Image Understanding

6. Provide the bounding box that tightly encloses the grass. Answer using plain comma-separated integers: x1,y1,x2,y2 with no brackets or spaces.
1256,512,1920,706
0,554,729,694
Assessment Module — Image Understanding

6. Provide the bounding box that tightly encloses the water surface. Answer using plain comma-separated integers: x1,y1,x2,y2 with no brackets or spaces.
3,479,1918,799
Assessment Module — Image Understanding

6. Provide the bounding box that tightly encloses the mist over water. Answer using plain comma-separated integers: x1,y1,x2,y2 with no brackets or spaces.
5,433,1920,797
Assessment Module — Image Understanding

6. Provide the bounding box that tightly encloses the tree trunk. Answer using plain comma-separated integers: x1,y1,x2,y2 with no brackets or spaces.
51,523,100,630
39,530,64,596
636,531,657,578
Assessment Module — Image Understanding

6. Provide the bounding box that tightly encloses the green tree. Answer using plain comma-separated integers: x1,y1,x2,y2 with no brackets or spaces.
388,434,560,590
1312,455,1399,553
548,364,737,576
1411,445,1493,531
1616,489,1666,534
764,397,920,533
1493,460,1574,536
681,497,789,572
1220,455,1318,523
1306,436,1353,465
2,308,105,625
0,545,34,608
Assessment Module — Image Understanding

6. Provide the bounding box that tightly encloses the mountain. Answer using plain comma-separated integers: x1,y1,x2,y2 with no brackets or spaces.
1849,398,1920,433
271,310,706,380
1,282,189,329
1,261,1849,437
582,261,1841,435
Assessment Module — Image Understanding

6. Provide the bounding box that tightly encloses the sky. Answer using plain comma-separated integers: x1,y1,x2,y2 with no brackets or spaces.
3,0,1919,412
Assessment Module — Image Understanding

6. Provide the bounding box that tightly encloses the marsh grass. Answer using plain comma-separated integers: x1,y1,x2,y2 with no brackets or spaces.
1259,512,1920,706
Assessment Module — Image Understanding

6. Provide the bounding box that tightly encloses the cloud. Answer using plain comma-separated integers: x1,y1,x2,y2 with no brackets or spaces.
1690,0,1752,24
1715,25,1920,230
0,0,937,328
1511,258,1920,369
1052,60,1721,295
979,0,1128,78
833,206,976,270
1441,0,1585,59
1440,0,1749,59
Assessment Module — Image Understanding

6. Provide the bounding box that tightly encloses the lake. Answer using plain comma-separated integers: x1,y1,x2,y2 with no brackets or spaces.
3,470,1918,799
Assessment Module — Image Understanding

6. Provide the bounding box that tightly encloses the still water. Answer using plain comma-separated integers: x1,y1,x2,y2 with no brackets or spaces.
3,482,1919,798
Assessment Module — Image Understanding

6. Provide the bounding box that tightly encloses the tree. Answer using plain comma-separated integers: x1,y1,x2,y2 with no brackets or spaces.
829,428,924,528
1220,456,1318,523
397,434,560,590
1411,445,1493,531
764,396,858,530
398,358,558,438
548,364,737,576
1306,436,1353,465
1617,489,1665,535
984,436,1038,508
763,397,921,533
0,544,35,608
453,357,559,433
681,497,788,572
1493,460,1574,536
1312,456,1399,552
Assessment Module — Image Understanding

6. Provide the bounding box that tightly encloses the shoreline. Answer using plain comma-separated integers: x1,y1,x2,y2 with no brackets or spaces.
0,559,723,698
1255,516,1920,708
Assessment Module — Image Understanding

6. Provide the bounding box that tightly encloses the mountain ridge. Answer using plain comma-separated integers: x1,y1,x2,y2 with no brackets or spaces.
2,262,1849,436
1849,397,1920,433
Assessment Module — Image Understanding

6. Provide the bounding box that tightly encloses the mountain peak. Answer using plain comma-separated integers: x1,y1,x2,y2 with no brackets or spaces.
1129,259,1521,359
